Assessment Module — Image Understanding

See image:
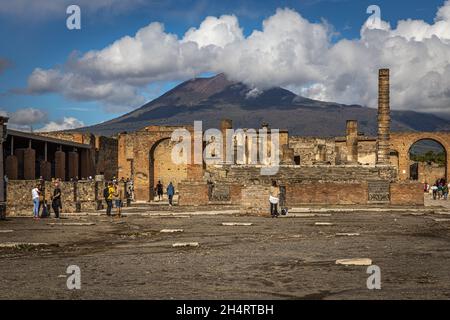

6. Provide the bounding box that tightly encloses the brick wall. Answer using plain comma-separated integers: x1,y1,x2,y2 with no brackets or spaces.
178,181,209,206
7,180,101,216
390,182,424,206
286,182,369,206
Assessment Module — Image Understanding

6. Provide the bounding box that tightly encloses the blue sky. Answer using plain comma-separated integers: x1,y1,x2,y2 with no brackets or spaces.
0,0,448,131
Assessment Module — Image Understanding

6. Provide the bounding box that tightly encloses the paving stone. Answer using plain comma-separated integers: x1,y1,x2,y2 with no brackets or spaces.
0,230,14,233
335,258,372,266
47,222,96,226
335,233,360,237
172,242,199,247
221,222,253,226
315,222,334,226
160,229,184,233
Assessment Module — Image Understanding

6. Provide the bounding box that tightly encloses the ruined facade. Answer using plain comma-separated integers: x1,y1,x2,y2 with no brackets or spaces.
3,69,450,216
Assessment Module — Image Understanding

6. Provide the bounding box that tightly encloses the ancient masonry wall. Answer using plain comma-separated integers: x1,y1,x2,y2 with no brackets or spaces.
6,180,106,216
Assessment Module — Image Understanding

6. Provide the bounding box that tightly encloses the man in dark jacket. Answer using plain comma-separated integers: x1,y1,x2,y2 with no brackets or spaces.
51,182,62,219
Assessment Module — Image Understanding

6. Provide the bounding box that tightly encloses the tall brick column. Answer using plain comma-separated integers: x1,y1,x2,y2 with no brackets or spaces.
346,120,358,164
14,148,25,179
55,150,66,180
23,147,36,180
377,69,391,165
40,161,51,180
68,151,79,180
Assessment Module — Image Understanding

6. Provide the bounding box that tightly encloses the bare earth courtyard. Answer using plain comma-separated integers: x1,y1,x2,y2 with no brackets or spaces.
1,203,450,300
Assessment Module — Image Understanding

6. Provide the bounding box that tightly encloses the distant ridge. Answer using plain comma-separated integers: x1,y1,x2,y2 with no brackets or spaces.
75,73,450,136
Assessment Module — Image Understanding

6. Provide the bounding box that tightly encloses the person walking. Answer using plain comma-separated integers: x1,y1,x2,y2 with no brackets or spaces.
32,185,40,219
432,184,438,200
51,182,62,218
443,183,449,200
269,180,280,218
104,182,114,216
167,182,175,206
156,180,164,201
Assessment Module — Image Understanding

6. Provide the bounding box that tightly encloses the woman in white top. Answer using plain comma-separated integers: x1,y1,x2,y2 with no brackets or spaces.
269,180,280,218
31,185,40,219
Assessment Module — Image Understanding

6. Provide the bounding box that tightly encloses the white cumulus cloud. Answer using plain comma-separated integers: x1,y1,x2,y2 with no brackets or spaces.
22,1,450,114
37,117,85,132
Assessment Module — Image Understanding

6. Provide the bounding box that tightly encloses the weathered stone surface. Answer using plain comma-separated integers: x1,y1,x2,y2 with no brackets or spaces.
47,222,95,226
0,230,14,233
335,233,360,237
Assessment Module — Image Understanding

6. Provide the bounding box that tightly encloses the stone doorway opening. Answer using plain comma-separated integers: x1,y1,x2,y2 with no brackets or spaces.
408,139,447,184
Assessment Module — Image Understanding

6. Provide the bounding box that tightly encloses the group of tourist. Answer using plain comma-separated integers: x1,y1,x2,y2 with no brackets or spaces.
155,180,175,206
424,178,450,200
31,180,62,220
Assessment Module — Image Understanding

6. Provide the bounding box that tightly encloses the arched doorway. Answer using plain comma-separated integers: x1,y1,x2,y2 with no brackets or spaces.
149,138,188,201
408,139,447,184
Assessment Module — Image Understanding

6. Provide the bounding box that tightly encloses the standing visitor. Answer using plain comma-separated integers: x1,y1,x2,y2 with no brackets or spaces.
269,180,280,218
104,182,114,216
167,182,175,207
432,184,438,200
32,185,40,219
51,182,62,219
113,182,125,217
157,180,163,201
443,183,449,200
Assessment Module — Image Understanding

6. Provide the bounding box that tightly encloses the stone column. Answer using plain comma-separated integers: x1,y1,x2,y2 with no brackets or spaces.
40,161,51,180
14,148,25,179
0,117,8,206
80,149,93,178
221,119,233,164
377,69,391,165
68,150,79,180
23,147,36,180
55,149,66,180
5,156,18,180
346,120,358,164
318,144,327,162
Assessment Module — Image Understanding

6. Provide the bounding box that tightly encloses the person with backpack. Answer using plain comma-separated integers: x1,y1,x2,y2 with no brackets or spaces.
31,184,40,219
104,182,114,216
167,182,175,206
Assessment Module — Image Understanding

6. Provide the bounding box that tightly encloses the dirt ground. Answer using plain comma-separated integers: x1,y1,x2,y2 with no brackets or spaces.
1,210,450,300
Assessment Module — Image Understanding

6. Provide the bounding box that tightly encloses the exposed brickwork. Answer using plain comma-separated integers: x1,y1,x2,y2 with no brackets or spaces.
390,182,424,206
178,181,209,206
286,182,369,206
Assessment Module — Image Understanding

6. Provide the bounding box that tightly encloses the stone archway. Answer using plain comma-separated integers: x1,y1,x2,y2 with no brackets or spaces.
390,132,450,182
148,138,188,201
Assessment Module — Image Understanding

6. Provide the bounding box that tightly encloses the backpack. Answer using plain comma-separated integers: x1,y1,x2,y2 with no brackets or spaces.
103,186,109,199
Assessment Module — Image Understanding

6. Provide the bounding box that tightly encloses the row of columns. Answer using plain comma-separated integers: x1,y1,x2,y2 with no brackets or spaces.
5,141,81,181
